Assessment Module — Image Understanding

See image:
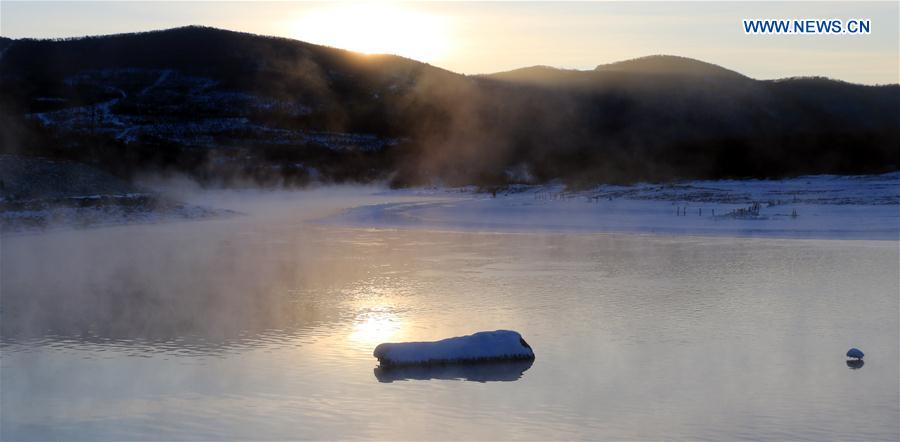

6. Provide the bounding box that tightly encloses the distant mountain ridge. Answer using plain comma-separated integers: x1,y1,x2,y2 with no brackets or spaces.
1,26,897,188
487,55,747,85
594,55,747,78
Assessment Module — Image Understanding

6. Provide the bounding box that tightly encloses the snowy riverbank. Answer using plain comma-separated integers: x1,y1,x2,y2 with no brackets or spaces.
5,166,897,240
325,173,900,240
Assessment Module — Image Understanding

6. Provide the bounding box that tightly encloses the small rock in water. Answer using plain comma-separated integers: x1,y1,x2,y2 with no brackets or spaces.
846,348,864,359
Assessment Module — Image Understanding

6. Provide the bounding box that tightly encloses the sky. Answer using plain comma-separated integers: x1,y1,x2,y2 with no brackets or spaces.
1,1,897,85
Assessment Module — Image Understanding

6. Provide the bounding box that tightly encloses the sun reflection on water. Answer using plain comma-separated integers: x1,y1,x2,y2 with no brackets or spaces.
348,308,405,347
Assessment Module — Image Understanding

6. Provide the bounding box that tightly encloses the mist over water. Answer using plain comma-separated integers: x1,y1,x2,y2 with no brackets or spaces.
1,189,898,440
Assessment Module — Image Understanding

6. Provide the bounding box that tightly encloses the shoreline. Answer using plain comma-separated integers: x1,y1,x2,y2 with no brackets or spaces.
4,172,898,240
323,173,900,241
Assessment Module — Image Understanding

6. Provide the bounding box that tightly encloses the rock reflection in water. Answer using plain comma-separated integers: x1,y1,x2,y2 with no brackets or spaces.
846,359,865,370
374,359,534,383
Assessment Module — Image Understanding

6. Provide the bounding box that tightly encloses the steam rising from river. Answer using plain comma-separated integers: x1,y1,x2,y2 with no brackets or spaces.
0,186,423,347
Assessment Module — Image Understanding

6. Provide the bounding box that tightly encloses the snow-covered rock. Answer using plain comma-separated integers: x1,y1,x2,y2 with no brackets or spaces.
846,348,864,359
373,330,535,367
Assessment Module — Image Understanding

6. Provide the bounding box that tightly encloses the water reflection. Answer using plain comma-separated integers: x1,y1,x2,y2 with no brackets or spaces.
349,308,405,346
846,359,865,370
373,359,534,383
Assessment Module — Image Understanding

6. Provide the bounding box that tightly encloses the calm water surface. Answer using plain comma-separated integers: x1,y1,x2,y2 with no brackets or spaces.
2,203,898,440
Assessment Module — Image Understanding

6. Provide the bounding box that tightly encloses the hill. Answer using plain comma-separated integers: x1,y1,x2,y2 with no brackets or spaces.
1,26,897,188
594,55,746,78
486,55,746,86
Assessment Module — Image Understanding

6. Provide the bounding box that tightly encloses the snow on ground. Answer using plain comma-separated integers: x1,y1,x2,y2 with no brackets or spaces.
27,68,386,151
373,330,535,367
326,173,900,240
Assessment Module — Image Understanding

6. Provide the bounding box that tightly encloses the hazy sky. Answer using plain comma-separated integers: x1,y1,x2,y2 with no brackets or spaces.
2,1,897,84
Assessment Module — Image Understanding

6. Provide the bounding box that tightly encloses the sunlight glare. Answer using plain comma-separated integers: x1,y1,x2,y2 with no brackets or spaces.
349,309,404,346
292,3,451,62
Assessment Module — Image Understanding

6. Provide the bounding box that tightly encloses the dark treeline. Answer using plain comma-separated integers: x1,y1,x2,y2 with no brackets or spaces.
1,26,897,188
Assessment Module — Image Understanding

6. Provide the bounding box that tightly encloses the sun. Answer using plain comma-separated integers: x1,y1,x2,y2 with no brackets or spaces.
291,3,451,63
